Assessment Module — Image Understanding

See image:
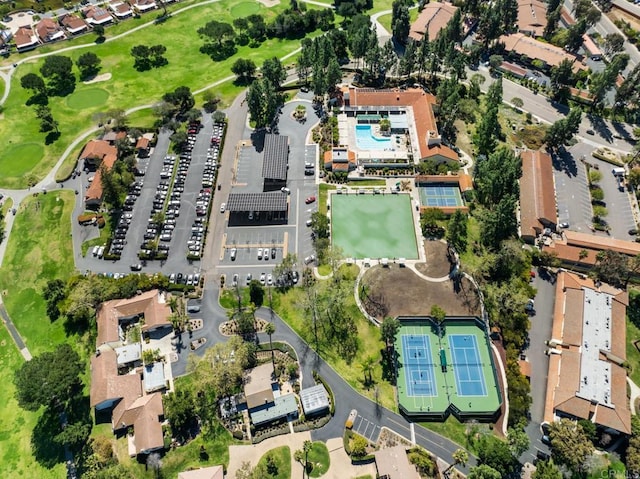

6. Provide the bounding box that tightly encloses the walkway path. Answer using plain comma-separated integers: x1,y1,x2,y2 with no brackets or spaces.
0,297,31,360
628,378,640,414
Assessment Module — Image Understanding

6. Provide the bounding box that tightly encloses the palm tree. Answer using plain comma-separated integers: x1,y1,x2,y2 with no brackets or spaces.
443,448,468,477
577,249,588,268
360,355,377,387
303,440,312,478
265,322,276,371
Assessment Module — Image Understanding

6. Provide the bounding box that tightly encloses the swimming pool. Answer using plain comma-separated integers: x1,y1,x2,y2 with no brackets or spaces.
355,124,392,150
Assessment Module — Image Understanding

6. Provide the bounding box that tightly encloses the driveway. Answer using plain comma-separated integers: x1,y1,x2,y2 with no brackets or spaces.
553,147,593,234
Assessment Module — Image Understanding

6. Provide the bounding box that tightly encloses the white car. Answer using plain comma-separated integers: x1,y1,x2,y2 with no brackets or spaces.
220,203,226,213
257,248,263,260
260,273,266,285
267,273,273,286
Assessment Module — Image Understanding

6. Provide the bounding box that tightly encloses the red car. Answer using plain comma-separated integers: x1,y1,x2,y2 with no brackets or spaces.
305,196,316,204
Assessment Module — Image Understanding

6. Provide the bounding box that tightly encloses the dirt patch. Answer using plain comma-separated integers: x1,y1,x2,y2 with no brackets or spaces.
257,0,280,6
83,72,112,84
360,265,481,320
415,240,451,278
608,8,640,31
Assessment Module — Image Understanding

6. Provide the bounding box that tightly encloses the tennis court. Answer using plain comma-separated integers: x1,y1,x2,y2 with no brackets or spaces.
418,184,464,208
401,334,437,397
330,193,419,259
449,334,488,397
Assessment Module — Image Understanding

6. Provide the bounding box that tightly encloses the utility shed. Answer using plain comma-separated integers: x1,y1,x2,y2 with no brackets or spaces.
300,384,330,416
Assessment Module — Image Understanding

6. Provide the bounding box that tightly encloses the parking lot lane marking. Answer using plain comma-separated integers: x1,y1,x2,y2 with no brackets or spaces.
220,233,227,261
283,231,288,257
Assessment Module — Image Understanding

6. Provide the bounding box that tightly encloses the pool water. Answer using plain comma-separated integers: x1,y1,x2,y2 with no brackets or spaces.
355,124,392,150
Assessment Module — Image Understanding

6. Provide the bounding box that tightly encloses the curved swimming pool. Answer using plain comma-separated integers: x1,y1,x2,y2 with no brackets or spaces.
355,124,392,150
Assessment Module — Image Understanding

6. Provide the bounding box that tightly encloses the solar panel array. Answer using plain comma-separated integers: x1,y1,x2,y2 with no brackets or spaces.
262,134,289,180
226,192,288,212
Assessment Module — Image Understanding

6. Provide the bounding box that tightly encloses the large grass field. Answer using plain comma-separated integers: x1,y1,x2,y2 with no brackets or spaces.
0,0,307,188
0,191,75,354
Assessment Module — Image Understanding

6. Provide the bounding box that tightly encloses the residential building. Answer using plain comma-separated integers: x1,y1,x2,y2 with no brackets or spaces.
374,446,421,479
544,271,631,435
133,0,157,12
96,289,172,346
110,0,133,19
14,26,38,52
243,363,298,427
35,18,66,43
500,33,586,70
82,5,114,25
80,140,118,207
59,14,89,35
136,137,151,157
582,34,603,59
518,150,557,243
517,0,547,37
0,29,13,53
409,2,458,42
543,230,640,269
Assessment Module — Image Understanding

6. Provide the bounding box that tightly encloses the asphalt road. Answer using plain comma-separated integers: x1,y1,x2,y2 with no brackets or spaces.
553,147,594,234
171,279,477,474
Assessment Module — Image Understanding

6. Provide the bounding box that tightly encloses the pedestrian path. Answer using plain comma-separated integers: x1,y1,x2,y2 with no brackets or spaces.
628,377,640,414
0,298,31,360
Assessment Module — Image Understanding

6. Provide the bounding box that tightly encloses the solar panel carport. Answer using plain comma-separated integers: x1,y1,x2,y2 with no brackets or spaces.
227,192,288,212
262,134,289,188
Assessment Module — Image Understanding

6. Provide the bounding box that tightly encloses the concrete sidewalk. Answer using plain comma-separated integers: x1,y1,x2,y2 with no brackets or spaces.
227,432,377,479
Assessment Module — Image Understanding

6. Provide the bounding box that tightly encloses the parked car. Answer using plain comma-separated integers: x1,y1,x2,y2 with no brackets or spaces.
230,248,237,260
257,248,263,260
305,196,316,204
130,263,142,271
220,203,226,213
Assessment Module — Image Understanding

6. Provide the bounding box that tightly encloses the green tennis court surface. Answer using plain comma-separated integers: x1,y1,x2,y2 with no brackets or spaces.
396,318,502,420
418,184,464,208
330,194,418,259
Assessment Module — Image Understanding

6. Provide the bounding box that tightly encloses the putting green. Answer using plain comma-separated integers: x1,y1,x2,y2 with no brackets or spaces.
66,88,110,109
0,143,44,177
230,1,261,18
330,193,419,259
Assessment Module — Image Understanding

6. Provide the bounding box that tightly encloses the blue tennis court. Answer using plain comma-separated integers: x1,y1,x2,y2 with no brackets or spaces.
418,184,464,208
401,334,437,397
449,334,488,397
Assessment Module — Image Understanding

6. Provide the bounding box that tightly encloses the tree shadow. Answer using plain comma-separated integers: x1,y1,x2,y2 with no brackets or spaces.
250,129,266,152
45,131,61,145
586,113,613,143
32,407,65,468
551,148,578,177
380,347,397,384
233,76,254,87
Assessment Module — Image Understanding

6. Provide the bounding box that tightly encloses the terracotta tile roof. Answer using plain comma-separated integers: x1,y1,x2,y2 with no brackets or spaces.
582,34,602,56
82,5,113,24
60,14,88,33
569,87,595,103
415,173,473,191
545,271,631,434
348,87,449,160
564,230,640,256
14,26,37,49
542,242,598,265
90,349,143,408
500,33,586,71
110,0,133,16
178,466,225,479
102,131,128,143
517,0,547,37
499,61,527,78
560,7,575,25
84,149,117,203
424,144,458,161
96,290,172,347
81,140,117,161
136,137,150,149
36,18,65,42
409,2,458,42
519,150,557,240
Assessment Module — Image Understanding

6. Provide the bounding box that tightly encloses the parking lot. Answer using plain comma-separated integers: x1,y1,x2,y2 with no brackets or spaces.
76,113,224,278
351,413,382,444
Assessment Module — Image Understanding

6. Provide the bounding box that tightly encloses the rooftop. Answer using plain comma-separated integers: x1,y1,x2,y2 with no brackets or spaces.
374,446,420,479
178,466,225,479
409,2,458,42
300,384,330,415
244,362,276,410
500,33,586,70
517,0,547,37
226,192,288,213
250,393,298,426
519,149,557,240
262,134,289,181
143,362,166,393
115,343,142,366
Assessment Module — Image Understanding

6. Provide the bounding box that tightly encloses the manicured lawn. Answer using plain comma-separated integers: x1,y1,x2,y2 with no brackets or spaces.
319,183,336,215
420,416,493,454
65,88,110,109
54,136,93,182
274,265,397,410
257,446,291,479
230,1,262,18
376,8,420,33
307,442,330,478
0,326,66,479
0,191,75,354
0,75,5,100
346,179,387,187
0,0,307,189
0,143,44,179
626,318,640,385
1,198,13,217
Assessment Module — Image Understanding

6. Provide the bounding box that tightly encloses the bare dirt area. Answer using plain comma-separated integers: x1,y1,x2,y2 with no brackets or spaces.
360,265,481,320
607,8,640,31
415,240,451,278
83,72,112,84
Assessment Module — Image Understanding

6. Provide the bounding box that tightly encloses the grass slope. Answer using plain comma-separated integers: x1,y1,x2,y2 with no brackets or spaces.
307,442,330,478
257,446,291,479
0,191,75,354
0,0,303,188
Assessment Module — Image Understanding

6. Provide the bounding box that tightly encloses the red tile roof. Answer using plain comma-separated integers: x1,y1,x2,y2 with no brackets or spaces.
136,137,150,149
35,18,65,42
519,150,557,241
14,26,37,49
60,14,88,33
517,0,547,37
500,33,586,71
409,2,458,42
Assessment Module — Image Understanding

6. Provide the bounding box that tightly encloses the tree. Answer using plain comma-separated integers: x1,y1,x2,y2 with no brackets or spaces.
391,0,410,44
447,210,468,253
147,453,162,479
360,355,376,386
198,20,236,60
163,86,195,117
93,24,105,40
443,448,469,476
264,322,276,371
261,56,286,90
511,97,524,110
35,105,59,133
131,45,152,71
14,343,83,411
43,278,66,322
603,32,624,56
273,253,298,289
565,19,587,52
544,108,582,149
20,73,47,98
381,316,400,347
350,434,368,457
163,389,197,442
430,304,446,324
249,280,264,307
54,421,91,453
468,465,502,479
246,78,282,129
202,90,221,113
532,459,562,479
40,55,75,95
547,418,594,474
76,52,101,80
477,435,517,476
231,58,257,84
507,424,530,456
